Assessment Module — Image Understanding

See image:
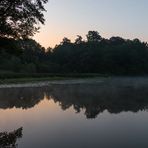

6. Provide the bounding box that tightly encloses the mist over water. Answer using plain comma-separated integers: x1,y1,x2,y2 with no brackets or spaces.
1,77,148,148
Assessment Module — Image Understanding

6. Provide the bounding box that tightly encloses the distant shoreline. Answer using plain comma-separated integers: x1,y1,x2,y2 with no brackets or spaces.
0,73,108,85
0,77,108,88
1,76,148,88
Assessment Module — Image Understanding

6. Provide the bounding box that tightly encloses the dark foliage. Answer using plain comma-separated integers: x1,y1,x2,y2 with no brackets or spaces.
50,32,148,75
0,31,148,76
0,0,48,38
0,127,23,148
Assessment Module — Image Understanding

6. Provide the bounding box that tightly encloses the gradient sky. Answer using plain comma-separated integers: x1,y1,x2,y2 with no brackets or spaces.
33,0,148,48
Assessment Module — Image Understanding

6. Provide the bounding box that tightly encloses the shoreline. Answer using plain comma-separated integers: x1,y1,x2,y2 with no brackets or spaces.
0,77,107,88
1,76,148,88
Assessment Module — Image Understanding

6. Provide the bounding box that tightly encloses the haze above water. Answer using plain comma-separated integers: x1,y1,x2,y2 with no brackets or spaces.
1,77,148,148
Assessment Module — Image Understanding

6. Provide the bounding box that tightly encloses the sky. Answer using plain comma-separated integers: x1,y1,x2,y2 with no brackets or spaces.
33,0,148,48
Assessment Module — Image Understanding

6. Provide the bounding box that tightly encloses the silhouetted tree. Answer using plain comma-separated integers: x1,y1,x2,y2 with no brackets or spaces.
86,31,102,42
61,37,71,45
0,30,148,75
0,127,23,148
109,36,125,45
75,35,83,44
0,0,48,38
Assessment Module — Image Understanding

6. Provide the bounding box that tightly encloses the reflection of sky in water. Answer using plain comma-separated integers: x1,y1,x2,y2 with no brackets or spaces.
0,78,148,148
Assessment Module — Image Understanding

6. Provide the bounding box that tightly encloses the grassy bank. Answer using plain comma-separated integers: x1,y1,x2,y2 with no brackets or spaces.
0,77,66,84
0,73,107,84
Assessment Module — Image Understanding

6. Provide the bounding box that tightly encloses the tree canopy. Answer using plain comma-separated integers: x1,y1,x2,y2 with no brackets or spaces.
0,31,148,75
0,0,48,38
86,31,102,42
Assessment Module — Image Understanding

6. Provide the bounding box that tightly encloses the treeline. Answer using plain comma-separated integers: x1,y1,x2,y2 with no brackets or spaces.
0,31,148,75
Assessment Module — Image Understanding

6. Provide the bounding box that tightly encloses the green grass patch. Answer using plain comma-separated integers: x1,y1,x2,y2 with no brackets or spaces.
0,72,109,84
0,77,69,84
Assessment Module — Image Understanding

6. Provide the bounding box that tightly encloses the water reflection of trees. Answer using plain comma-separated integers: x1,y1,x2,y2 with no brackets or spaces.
0,87,45,109
47,83,148,118
1,80,148,118
0,127,23,148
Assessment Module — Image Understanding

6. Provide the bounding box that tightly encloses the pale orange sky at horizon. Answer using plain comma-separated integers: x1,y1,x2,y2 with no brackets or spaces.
34,29,148,49
33,0,148,48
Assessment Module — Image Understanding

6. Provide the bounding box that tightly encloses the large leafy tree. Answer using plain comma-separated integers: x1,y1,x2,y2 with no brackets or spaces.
86,31,102,42
0,0,48,38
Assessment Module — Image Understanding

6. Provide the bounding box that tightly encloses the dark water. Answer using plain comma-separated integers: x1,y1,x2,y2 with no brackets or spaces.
1,78,148,148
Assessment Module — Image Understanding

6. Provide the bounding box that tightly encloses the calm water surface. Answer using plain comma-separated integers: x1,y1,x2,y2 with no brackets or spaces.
1,77,148,148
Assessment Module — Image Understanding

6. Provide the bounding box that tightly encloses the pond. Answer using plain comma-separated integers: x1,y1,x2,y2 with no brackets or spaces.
0,77,148,148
